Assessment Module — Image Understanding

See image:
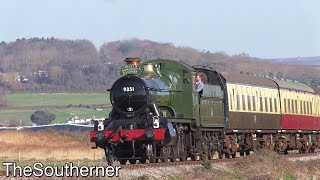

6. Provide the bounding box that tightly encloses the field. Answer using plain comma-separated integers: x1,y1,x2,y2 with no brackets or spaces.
0,93,111,125
0,108,110,125
4,92,110,107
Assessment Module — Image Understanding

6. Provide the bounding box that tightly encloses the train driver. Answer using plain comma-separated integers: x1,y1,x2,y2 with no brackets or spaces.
194,74,204,97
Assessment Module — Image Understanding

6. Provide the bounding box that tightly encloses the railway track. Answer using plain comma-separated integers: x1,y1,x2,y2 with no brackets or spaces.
121,151,320,170
0,152,319,176
120,157,239,170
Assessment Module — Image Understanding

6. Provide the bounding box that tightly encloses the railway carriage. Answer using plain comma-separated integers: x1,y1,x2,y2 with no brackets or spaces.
90,58,320,164
224,74,281,130
276,80,320,130
314,87,320,118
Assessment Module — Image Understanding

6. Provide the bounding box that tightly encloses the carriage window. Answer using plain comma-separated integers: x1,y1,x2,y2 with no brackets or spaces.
274,98,277,113
295,100,298,114
300,101,303,114
252,96,256,111
306,101,310,115
303,101,306,114
284,99,287,113
229,94,233,110
247,96,251,111
242,95,246,110
236,95,240,110
310,102,313,115
265,97,268,112
291,100,294,114
288,100,291,113
269,98,273,112
260,97,263,112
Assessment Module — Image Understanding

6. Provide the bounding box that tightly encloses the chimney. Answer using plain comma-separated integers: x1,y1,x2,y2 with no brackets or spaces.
124,58,141,65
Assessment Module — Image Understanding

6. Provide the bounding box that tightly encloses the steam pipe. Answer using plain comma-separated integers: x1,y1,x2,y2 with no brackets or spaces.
151,103,160,116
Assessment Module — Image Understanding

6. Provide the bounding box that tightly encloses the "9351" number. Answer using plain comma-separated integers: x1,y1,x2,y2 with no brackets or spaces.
123,87,135,92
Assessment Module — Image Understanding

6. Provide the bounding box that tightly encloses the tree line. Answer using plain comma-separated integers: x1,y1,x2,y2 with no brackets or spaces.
0,38,319,92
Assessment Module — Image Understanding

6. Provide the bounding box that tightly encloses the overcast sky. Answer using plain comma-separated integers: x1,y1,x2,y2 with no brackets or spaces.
1,0,319,58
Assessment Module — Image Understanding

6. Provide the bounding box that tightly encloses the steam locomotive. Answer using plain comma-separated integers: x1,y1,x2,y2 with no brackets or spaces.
90,58,320,165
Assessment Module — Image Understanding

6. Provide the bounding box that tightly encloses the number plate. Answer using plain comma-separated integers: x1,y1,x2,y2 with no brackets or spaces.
123,87,135,92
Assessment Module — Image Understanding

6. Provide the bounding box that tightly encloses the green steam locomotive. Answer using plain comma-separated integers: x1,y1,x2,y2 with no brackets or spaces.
90,58,320,165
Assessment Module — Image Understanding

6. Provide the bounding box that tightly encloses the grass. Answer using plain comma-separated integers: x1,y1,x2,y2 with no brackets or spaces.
164,166,244,180
230,149,320,179
0,108,111,125
0,130,105,167
4,92,110,107
130,149,320,180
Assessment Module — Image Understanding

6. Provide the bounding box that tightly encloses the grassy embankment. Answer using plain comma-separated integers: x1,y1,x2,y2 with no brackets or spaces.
0,130,105,169
5,93,109,107
131,150,320,180
0,93,111,125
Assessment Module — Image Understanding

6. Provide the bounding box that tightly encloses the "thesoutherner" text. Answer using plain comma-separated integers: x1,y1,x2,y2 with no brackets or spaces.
2,162,121,177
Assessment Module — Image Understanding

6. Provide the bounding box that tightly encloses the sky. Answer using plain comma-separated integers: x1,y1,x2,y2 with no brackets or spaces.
1,0,319,59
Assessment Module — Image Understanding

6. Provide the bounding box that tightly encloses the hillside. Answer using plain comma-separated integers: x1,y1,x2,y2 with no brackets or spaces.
266,56,320,66
0,38,319,92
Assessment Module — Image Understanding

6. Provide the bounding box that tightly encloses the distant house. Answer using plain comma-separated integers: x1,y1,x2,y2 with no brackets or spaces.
95,108,104,111
67,116,104,125
15,75,28,82
33,71,48,78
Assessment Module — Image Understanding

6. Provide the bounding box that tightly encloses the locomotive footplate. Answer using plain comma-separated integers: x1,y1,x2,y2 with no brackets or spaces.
90,127,165,145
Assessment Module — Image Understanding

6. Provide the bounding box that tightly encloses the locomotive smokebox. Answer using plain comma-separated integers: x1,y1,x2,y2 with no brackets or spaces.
124,58,141,65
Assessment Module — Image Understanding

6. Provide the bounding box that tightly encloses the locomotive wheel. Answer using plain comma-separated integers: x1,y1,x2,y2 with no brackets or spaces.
149,156,157,163
180,154,187,161
191,153,200,161
119,160,127,165
170,146,178,162
160,147,169,163
245,150,250,156
140,158,147,164
162,157,169,163
170,156,177,162
299,148,304,154
207,151,212,160
179,152,187,161
149,144,158,163
129,159,137,164
299,145,307,154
